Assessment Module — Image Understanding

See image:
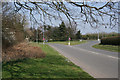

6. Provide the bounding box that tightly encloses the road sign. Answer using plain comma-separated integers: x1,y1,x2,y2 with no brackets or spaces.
43,38,45,40
69,37,71,40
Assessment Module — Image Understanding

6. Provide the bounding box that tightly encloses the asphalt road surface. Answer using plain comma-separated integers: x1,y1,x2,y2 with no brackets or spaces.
48,41,118,78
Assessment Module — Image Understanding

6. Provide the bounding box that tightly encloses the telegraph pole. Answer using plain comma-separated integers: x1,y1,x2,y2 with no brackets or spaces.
97,29,100,43
37,28,39,43
43,13,45,44
43,26,45,44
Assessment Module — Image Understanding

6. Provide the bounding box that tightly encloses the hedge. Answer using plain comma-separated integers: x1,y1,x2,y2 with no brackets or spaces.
100,36,120,45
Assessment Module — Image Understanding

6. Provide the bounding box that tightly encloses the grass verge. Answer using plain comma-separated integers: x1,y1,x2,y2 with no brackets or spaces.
92,44,119,52
49,40,87,45
2,43,94,79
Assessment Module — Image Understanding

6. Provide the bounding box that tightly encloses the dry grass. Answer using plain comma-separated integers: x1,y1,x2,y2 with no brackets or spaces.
2,42,45,62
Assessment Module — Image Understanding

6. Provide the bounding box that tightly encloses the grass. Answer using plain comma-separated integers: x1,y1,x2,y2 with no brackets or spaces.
49,40,87,45
92,44,119,52
2,43,94,79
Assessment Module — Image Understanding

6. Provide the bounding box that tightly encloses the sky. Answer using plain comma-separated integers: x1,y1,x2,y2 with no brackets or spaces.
23,2,118,35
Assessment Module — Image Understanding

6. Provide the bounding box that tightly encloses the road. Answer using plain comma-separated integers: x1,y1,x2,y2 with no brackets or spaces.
48,41,118,78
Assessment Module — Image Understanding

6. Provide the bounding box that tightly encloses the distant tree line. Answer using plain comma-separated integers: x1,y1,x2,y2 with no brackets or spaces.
82,32,118,40
26,22,82,42
26,22,118,42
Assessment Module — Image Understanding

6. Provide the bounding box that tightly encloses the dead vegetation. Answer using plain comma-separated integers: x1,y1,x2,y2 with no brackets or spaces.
2,42,45,62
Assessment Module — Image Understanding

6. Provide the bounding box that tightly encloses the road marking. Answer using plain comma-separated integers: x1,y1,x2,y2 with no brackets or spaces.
108,56,118,59
68,46,119,60
91,52,99,54
49,43,119,60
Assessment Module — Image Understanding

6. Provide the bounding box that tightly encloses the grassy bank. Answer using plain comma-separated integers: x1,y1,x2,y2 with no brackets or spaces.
93,44,119,52
49,40,87,45
3,43,94,79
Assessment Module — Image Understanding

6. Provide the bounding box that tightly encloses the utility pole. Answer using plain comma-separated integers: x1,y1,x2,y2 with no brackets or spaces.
43,26,45,44
43,13,45,45
36,28,39,43
97,30,100,43
96,28,100,42
34,25,37,43
98,32,99,40
37,28,39,43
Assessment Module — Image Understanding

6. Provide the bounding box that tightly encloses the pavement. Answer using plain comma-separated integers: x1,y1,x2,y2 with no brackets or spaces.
47,41,118,78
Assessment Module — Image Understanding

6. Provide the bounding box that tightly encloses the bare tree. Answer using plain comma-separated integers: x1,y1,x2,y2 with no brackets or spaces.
2,2,28,49
4,1,119,29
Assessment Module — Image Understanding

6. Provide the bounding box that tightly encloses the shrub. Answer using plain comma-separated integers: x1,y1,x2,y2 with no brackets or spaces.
2,42,46,62
101,36,120,45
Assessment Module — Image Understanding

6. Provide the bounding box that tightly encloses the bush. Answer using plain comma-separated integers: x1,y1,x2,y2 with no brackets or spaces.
2,42,46,62
101,36,120,45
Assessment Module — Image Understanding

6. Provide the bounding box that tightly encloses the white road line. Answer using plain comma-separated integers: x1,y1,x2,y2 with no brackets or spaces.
90,52,99,54
68,45,119,60
49,44,119,60
108,56,118,59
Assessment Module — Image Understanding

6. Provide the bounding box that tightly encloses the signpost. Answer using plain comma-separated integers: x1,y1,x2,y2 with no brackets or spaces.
43,38,45,44
68,37,71,46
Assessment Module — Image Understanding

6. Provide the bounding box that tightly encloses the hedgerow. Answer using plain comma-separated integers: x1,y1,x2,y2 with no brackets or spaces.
101,36,120,45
